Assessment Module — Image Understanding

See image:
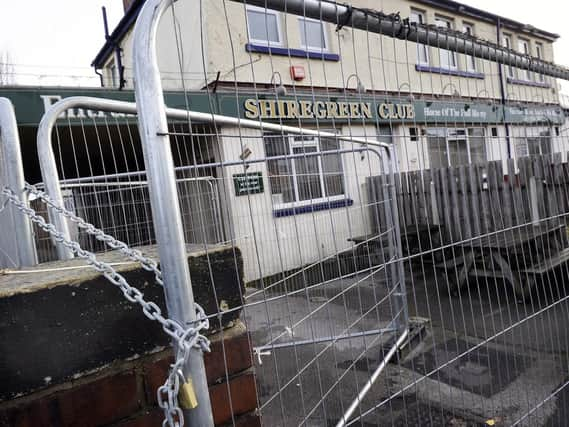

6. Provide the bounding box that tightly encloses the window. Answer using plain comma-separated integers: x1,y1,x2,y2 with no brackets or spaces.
264,133,344,206
409,127,418,142
515,138,529,158
536,43,545,82
298,17,327,51
246,5,282,46
108,59,117,87
435,16,457,69
518,38,532,81
512,126,551,158
463,23,476,71
410,9,429,65
527,129,552,156
426,127,487,168
502,34,514,78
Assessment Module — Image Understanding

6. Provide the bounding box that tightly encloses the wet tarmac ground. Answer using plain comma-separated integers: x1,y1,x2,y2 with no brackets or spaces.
243,265,569,426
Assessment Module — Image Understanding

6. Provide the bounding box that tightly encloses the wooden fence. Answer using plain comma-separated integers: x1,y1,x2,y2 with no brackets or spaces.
367,154,569,248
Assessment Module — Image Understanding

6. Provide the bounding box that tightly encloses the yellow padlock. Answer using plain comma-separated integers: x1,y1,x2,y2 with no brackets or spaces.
178,376,199,410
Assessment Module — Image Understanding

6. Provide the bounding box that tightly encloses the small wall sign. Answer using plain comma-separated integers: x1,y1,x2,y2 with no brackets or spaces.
233,172,264,196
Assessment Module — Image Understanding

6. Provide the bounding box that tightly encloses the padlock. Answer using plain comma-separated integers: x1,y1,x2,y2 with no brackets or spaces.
178,376,199,410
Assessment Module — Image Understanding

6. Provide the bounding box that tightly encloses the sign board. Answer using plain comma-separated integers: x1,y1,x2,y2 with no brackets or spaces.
233,172,264,196
503,105,564,124
0,87,564,127
238,97,564,125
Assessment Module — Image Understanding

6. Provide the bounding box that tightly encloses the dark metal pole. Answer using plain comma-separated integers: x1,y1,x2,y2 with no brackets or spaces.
496,18,512,160
230,0,569,81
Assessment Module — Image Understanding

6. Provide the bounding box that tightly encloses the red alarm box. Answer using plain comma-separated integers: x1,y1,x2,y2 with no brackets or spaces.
290,65,305,81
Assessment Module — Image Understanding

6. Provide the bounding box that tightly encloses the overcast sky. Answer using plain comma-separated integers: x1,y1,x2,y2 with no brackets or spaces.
0,1,123,86
459,0,569,88
1,0,568,90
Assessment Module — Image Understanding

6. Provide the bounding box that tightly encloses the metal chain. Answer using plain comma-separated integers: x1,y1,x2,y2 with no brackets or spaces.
24,183,164,286
158,328,200,427
1,186,210,427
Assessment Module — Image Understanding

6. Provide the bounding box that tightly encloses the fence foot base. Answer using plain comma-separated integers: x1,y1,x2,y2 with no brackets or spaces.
384,317,429,364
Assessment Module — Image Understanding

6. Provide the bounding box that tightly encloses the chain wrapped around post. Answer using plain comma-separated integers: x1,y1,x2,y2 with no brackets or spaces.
1,186,210,427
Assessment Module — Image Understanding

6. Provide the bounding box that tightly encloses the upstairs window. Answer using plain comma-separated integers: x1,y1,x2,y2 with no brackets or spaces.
462,23,476,71
435,16,457,69
502,34,514,78
410,9,429,65
518,38,532,81
298,17,327,51
246,5,282,46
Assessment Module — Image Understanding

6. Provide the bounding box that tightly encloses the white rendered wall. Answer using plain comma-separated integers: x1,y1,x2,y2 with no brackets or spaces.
218,124,384,282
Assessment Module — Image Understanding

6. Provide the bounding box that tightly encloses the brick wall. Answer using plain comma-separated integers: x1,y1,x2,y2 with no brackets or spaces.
0,244,251,426
0,321,259,427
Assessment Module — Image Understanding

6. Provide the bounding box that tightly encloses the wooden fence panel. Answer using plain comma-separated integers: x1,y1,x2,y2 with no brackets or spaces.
458,165,472,239
487,161,503,232
468,163,481,238
409,171,421,225
367,154,569,247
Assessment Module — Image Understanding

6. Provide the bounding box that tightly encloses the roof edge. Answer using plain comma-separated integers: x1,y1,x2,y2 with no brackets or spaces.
91,0,559,69
412,0,559,40
91,0,145,68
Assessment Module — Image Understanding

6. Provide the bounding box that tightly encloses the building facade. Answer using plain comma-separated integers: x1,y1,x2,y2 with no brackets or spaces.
87,0,567,281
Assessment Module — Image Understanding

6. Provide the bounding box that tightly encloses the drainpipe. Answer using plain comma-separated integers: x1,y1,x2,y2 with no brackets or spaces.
94,68,104,87
496,18,512,160
116,48,126,90
102,6,126,90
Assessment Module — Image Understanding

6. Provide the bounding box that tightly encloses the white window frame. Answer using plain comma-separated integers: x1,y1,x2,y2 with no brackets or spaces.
246,5,283,47
435,16,458,70
518,38,532,81
503,33,514,78
410,9,429,65
427,127,487,168
107,58,117,87
298,16,329,52
535,42,545,82
462,22,477,71
265,134,346,209
514,126,552,158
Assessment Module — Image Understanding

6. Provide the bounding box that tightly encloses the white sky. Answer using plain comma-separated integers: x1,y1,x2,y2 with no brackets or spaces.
0,0,568,90
0,1,123,86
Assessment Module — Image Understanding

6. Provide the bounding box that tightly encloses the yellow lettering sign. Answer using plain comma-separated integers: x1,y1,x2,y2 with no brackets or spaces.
243,99,413,121
244,98,259,119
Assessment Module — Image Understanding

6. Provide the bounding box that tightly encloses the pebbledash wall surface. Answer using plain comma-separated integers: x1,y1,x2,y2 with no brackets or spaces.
1,86,567,281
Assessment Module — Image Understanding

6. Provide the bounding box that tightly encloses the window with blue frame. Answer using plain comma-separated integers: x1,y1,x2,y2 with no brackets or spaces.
264,133,345,207
298,17,328,52
246,5,283,46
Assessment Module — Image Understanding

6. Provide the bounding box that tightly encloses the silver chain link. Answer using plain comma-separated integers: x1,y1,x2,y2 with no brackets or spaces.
25,183,164,286
2,186,210,427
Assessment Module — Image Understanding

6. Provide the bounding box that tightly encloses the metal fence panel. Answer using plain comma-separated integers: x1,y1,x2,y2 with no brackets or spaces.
6,0,569,425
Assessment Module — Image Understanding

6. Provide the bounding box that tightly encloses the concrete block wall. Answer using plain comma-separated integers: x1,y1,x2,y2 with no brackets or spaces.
0,244,258,426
